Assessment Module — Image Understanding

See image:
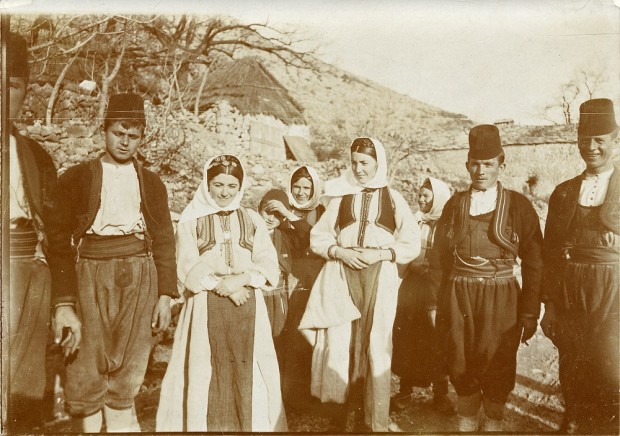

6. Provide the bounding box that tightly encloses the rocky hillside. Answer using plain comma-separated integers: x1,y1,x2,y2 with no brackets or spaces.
16,40,474,211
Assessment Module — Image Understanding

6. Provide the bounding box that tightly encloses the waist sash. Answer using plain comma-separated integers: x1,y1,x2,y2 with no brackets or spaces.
10,221,38,258
452,252,515,279
564,246,619,265
79,234,148,260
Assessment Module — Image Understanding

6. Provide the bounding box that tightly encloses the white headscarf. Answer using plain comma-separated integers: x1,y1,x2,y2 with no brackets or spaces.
288,165,323,211
417,176,451,223
178,155,246,224
323,137,388,198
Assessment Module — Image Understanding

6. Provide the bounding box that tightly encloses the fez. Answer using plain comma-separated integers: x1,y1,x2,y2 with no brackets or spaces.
468,124,503,160
105,93,145,124
8,32,29,80
578,98,618,137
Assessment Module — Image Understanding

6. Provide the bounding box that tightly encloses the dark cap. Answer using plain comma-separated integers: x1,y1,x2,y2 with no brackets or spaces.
8,32,29,80
578,98,618,137
105,93,145,124
468,124,503,160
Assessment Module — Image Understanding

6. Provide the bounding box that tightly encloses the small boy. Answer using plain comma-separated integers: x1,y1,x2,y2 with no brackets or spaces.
57,93,178,432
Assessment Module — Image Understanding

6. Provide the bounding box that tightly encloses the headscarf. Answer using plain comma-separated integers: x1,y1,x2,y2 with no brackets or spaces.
323,137,388,198
178,154,246,224
417,176,451,223
288,165,323,211
259,188,291,215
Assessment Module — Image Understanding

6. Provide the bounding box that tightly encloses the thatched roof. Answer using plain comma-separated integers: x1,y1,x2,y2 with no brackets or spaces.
193,57,306,124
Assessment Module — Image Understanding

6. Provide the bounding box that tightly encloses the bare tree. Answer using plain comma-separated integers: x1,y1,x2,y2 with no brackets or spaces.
542,66,610,125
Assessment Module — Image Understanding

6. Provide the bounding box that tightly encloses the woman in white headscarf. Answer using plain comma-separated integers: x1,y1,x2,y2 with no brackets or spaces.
266,165,327,410
391,177,453,413
298,137,421,432
156,154,287,432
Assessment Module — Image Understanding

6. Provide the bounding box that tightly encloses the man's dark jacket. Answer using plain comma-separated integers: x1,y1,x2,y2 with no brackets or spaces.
57,157,178,297
541,165,620,305
428,184,543,318
14,131,77,305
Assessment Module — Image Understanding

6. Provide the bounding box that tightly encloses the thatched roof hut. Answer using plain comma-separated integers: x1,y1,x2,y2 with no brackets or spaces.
193,57,306,125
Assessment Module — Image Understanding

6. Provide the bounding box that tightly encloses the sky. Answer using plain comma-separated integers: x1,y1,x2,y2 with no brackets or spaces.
6,0,620,125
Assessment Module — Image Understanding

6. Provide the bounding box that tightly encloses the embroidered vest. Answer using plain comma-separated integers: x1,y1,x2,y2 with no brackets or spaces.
337,186,396,235
196,207,255,256
447,183,519,257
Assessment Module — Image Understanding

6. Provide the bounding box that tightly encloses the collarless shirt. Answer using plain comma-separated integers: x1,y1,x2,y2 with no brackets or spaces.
88,160,146,235
469,184,498,216
578,167,614,207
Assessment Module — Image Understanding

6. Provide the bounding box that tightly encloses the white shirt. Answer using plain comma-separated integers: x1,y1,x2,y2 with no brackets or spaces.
469,184,498,216
88,161,146,235
9,135,31,222
578,167,614,207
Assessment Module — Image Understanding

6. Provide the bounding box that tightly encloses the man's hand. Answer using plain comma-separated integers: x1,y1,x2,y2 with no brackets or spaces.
335,247,370,270
213,273,248,297
152,296,172,334
53,305,82,358
519,316,538,344
540,302,557,340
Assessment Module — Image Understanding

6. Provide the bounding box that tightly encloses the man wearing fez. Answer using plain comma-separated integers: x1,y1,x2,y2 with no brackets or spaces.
57,93,177,432
429,125,543,432
541,98,619,434
3,32,81,431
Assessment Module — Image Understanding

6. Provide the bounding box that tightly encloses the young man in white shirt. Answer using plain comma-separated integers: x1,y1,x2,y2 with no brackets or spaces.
57,93,177,432
541,98,619,434
429,124,543,432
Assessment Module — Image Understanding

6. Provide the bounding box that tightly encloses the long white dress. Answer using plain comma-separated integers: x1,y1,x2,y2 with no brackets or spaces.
156,208,287,432
299,186,420,431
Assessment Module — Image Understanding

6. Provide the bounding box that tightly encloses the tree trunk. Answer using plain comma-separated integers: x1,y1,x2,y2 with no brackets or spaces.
194,66,209,117
46,54,78,127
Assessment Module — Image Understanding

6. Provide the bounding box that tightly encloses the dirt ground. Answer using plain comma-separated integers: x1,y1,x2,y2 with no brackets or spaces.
40,325,564,434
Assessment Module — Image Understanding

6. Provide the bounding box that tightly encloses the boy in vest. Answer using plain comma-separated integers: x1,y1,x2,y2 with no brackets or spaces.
429,125,543,432
3,31,81,432
57,93,177,432
541,98,619,434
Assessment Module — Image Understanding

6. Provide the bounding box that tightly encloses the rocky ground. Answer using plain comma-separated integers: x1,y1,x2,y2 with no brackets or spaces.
40,324,563,434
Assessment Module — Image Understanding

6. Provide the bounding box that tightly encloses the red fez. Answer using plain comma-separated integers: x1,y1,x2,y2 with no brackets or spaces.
578,98,618,137
468,124,503,160
105,93,145,124
8,32,29,80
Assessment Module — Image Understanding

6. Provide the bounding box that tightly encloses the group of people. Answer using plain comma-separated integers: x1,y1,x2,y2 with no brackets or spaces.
4,31,619,434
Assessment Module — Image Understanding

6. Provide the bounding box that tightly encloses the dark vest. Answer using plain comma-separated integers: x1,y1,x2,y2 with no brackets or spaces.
337,186,396,234
196,207,255,255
